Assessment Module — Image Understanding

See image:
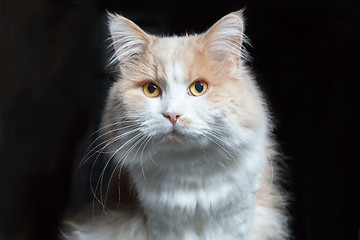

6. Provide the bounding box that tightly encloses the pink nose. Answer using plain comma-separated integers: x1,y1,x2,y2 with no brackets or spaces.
163,113,182,125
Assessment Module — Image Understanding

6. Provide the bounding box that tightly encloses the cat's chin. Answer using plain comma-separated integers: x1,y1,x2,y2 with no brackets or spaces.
160,130,187,144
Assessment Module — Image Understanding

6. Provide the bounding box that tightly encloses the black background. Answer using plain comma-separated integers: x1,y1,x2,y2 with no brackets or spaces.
1,0,359,240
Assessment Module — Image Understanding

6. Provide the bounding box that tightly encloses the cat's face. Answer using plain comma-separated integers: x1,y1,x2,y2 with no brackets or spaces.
103,11,267,167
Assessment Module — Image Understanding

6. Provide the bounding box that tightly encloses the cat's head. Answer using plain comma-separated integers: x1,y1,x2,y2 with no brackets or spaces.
102,11,268,168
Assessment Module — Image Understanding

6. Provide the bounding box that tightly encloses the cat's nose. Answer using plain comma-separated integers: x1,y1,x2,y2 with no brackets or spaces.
163,113,182,125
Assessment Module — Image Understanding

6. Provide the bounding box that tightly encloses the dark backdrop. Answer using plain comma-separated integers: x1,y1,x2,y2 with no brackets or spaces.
1,0,359,240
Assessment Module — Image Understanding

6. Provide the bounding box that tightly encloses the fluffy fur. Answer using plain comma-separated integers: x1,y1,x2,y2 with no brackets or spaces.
63,10,289,240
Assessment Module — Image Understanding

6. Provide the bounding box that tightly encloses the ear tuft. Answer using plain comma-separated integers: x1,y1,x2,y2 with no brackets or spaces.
107,13,150,67
202,10,251,62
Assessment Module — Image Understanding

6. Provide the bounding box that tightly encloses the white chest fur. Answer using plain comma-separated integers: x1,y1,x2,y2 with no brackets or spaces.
62,140,282,240
128,146,266,240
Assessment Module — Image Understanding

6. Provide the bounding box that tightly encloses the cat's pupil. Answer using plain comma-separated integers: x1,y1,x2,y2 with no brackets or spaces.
195,82,203,92
148,84,156,94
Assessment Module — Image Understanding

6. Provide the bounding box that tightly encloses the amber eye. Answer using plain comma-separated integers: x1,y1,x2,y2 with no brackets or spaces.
143,82,161,97
189,80,208,96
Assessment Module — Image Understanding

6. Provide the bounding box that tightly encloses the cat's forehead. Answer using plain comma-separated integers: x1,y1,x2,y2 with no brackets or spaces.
149,36,200,85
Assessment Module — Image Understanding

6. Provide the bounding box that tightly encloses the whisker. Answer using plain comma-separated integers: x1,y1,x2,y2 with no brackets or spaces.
89,131,141,213
80,127,140,168
103,154,124,210
205,124,242,152
103,133,146,206
116,164,124,209
203,132,238,166
148,138,158,166
89,117,141,138
88,122,120,137
84,123,138,150
102,134,146,207
98,133,143,208
139,136,153,183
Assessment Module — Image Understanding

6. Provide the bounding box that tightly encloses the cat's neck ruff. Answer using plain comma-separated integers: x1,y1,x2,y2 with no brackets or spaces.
127,140,266,239
131,139,265,210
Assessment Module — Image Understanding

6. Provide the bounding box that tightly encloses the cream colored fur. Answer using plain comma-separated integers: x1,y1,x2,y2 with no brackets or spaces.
63,10,289,240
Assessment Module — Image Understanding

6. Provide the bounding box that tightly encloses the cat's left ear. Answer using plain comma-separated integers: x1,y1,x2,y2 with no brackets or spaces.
201,10,248,62
108,13,151,66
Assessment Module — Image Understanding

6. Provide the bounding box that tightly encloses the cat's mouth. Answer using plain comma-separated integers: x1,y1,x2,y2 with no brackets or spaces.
161,128,187,144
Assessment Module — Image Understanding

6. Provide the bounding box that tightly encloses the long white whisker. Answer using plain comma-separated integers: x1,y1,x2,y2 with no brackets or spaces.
103,134,146,206
99,133,143,208
88,122,120,137
139,136,153,183
147,138,158,166
102,133,146,207
103,155,123,209
203,132,238,166
89,131,141,213
206,123,242,152
89,117,142,138
80,127,140,169
80,124,140,166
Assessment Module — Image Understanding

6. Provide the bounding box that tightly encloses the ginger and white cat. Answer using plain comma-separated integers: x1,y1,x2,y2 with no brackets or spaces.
63,10,289,240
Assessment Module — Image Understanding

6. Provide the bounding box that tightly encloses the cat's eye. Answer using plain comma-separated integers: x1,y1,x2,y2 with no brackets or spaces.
143,82,161,97
189,80,208,96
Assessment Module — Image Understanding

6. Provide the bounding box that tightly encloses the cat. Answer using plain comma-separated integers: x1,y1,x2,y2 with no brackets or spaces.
62,10,289,240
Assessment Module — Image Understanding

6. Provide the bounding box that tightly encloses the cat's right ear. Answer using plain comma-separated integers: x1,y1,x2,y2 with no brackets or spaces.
108,13,151,66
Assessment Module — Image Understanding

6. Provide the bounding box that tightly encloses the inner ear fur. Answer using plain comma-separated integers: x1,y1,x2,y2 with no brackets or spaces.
201,10,246,62
108,13,151,65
